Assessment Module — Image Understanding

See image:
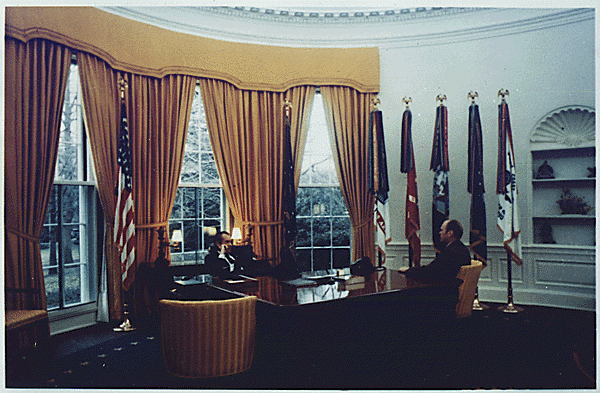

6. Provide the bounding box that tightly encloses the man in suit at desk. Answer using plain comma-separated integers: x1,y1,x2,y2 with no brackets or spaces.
205,231,245,278
401,219,471,281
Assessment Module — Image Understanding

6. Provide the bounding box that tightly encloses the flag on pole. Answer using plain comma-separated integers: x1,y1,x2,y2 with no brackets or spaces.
368,106,390,267
114,101,136,291
400,106,421,267
281,100,298,258
496,99,522,265
430,102,450,254
468,101,487,265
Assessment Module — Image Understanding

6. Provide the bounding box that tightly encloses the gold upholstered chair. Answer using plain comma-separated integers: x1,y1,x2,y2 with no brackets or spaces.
455,260,484,318
159,296,257,378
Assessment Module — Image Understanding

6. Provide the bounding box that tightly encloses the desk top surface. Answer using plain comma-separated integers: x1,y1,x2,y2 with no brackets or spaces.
208,267,459,307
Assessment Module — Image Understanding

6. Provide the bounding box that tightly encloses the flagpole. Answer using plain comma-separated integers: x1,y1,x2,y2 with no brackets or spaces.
498,252,522,313
114,76,136,332
496,88,523,314
466,91,489,312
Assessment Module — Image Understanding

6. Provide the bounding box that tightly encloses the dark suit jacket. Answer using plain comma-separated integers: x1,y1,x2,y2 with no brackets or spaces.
204,246,244,278
403,240,471,281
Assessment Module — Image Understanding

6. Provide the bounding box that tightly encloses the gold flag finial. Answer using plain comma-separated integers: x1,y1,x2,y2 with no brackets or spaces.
118,77,128,100
284,98,292,117
498,88,509,101
468,91,478,103
372,97,381,110
402,97,412,108
436,94,447,106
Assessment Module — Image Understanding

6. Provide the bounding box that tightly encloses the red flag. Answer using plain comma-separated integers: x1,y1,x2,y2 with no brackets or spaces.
400,108,421,267
114,101,136,291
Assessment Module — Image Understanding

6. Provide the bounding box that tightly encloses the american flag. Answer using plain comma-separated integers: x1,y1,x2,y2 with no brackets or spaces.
114,101,136,290
368,108,390,267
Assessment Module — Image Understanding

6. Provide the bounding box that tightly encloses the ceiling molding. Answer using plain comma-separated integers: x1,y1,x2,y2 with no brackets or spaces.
98,7,594,48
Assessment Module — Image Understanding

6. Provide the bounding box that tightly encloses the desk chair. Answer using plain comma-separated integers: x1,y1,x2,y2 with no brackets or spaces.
159,296,257,378
455,260,484,318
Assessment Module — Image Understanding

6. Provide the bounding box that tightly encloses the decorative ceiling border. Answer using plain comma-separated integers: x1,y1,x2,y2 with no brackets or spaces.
99,7,594,48
199,6,476,24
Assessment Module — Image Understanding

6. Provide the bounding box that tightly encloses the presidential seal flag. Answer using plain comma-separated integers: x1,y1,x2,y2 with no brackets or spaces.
468,100,487,265
496,99,522,265
114,100,136,290
430,99,450,254
400,105,421,267
368,103,390,267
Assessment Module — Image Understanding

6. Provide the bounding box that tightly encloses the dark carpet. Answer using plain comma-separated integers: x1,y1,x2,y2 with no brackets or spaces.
7,302,596,390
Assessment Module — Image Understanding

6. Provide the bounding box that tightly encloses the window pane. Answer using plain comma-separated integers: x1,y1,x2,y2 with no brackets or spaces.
332,217,351,246
181,152,200,183
182,188,196,218
63,264,81,306
56,63,83,182
61,185,81,223
171,189,182,219
296,218,311,247
202,188,221,218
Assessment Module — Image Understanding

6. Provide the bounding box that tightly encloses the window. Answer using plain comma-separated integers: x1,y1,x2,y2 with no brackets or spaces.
41,62,99,311
169,85,225,265
296,94,351,272
168,90,351,271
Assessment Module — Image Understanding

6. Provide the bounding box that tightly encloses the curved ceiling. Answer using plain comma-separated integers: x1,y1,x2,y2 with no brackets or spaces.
99,6,593,48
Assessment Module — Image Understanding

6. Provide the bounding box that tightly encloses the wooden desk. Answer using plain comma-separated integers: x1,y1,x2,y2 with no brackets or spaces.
206,268,461,343
209,267,460,308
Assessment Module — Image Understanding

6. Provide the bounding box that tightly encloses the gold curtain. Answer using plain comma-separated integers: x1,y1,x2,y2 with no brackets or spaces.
125,72,196,316
199,79,316,263
321,86,376,264
77,52,123,319
79,53,196,318
4,37,72,310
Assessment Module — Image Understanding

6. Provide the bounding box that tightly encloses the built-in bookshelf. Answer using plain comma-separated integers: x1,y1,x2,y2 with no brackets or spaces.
530,106,595,247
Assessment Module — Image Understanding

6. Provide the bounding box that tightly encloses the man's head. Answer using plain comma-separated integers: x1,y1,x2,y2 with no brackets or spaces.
439,219,463,245
215,231,233,252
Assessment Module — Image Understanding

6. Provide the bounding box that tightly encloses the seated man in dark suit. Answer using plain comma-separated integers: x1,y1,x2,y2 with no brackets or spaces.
401,219,471,281
204,231,247,278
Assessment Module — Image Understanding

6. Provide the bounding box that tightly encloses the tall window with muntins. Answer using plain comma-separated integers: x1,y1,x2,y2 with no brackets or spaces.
297,93,351,272
42,62,99,311
169,84,225,265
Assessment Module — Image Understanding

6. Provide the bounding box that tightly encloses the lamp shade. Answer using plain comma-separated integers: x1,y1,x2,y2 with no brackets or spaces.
231,227,242,240
171,229,183,243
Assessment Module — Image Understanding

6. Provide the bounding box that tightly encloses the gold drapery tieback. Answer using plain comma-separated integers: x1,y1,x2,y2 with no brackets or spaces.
136,221,169,229
5,226,40,244
353,219,372,230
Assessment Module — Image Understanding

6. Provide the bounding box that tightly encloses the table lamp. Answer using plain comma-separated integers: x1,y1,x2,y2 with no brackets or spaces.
231,227,242,245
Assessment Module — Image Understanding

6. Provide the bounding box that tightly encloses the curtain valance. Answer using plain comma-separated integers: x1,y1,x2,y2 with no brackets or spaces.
6,7,380,93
